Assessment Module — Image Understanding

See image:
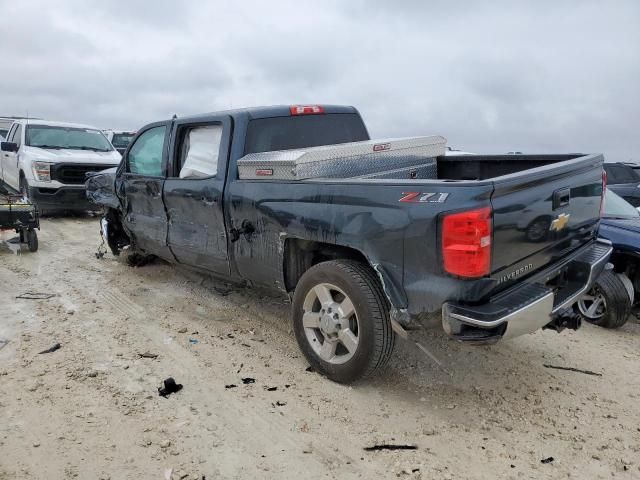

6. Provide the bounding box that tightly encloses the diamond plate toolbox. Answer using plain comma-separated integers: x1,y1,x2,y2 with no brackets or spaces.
237,135,446,181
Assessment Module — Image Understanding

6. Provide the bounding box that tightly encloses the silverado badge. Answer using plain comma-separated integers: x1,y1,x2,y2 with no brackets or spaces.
550,213,570,232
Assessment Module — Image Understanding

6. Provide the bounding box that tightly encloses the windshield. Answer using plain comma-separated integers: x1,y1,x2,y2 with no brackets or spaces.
604,190,639,219
111,133,135,149
0,128,8,138
244,113,369,154
26,125,114,152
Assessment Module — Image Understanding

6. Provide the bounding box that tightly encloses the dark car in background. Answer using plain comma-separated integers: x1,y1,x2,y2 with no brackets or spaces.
575,189,640,328
604,162,640,207
104,130,136,156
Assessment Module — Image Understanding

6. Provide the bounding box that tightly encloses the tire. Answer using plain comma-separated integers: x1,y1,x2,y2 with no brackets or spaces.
292,259,395,383
27,229,38,252
575,270,631,329
19,175,30,200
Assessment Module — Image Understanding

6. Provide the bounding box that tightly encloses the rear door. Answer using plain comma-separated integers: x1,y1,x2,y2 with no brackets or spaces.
490,155,603,286
117,121,173,259
2,124,21,189
162,115,231,275
0,123,13,181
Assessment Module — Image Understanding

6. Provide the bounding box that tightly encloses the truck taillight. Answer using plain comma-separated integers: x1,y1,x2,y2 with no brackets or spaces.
290,105,325,115
600,170,607,218
442,207,492,278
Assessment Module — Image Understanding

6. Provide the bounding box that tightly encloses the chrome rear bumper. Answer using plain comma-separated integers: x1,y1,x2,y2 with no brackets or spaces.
442,239,612,343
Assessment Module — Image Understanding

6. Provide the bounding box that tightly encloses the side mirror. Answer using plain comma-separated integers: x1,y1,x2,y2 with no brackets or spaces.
1,142,18,153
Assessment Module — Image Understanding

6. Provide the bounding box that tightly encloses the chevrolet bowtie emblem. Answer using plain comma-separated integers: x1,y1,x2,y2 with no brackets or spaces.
550,213,570,231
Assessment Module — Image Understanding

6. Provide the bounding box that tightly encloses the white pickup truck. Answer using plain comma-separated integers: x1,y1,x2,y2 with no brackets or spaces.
0,119,121,212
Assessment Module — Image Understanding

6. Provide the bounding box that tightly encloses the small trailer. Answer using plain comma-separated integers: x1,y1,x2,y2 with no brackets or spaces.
0,184,39,252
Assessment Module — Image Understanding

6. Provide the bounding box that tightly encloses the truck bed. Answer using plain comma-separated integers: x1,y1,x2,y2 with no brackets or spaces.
237,138,590,182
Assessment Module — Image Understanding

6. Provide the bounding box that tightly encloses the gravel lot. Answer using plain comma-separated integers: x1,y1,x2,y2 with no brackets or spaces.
1,216,639,479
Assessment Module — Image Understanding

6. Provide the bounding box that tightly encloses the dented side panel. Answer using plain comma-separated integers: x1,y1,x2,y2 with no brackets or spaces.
226,179,494,313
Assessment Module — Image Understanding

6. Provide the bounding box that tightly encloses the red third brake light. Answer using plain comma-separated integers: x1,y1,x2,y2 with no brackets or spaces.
600,169,607,218
290,105,325,115
442,207,492,278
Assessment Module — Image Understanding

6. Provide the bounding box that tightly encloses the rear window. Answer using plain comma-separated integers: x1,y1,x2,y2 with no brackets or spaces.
244,113,369,154
605,164,640,184
111,133,135,149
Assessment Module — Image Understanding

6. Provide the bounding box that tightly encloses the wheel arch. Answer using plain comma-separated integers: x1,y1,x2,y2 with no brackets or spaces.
282,237,408,320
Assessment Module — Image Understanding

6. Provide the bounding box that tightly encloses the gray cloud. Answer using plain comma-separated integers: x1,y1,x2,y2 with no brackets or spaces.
0,0,637,161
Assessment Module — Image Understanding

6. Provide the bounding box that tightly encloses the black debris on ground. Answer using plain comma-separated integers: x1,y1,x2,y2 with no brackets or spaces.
16,292,56,300
541,457,555,464
265,386,278,392
364,444,418,452
543,364,602,376
38,343,61,354
225,384,237,389
241,378,255,385
305,366,315,373
236,363,243,374
138,351,158,359
273,401,286,407
158,377,183,398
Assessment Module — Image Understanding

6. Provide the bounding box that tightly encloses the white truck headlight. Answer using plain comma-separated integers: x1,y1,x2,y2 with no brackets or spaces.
32,161,53,182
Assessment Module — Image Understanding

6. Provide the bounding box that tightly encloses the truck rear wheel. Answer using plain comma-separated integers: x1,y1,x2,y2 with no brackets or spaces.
292,260,394,383
576,270,631,329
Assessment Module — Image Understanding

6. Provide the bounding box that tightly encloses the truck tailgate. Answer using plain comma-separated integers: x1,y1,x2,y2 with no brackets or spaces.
490,154,604,287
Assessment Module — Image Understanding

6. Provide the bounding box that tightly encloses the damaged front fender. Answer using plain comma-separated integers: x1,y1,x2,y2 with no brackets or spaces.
85,167,120,210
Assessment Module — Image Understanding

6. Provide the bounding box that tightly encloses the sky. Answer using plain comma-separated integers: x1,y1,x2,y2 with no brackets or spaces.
0,1,638,161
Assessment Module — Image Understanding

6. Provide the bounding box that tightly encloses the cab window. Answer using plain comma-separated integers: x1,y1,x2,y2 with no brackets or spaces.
174,124,223,179
127,126,166,176
9,124,22,146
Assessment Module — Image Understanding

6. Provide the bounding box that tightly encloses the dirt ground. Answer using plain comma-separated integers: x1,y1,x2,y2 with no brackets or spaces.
0,216,639,480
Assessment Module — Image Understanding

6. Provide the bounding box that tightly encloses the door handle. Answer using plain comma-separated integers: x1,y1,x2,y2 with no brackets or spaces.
553,188,571,210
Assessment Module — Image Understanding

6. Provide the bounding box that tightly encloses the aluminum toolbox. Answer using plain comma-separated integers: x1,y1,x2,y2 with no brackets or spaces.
237,135,446,181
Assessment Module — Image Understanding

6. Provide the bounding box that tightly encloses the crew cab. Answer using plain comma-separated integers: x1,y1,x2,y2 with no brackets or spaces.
86,105,611,383
1,120,121,212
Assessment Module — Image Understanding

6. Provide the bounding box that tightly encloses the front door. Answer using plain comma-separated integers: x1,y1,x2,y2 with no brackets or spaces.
163,116,231,275
117,122,173,259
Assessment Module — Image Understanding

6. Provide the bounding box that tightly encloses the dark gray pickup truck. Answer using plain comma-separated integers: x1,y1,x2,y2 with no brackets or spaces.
86,105,611,383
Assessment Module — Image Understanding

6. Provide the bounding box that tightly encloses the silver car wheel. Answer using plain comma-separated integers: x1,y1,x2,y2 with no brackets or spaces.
302,282,360,365
578,288,607,320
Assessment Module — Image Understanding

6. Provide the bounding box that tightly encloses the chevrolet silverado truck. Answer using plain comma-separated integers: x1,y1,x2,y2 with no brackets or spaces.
1,119,121,212
86,104,611,383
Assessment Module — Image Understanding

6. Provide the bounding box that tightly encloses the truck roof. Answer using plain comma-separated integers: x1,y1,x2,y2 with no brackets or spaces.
12,119,105,130
176,104,360,123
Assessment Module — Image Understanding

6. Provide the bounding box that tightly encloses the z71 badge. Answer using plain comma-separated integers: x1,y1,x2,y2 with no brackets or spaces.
399,192,449,203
